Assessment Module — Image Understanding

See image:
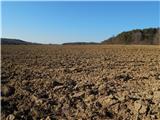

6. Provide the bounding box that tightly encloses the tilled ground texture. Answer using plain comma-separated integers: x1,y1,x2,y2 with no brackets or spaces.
1,45,160,120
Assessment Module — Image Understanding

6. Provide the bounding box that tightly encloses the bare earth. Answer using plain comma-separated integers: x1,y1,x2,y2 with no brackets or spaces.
1,45,160,120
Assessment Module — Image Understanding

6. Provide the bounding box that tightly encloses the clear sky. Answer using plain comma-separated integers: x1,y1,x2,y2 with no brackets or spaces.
2,1,160,44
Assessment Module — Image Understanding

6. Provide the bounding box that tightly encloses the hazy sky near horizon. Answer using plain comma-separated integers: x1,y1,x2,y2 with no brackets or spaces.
2,1,159,44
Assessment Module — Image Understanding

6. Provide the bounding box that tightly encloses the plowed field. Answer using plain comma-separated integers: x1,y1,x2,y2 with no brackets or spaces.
1,45,160,120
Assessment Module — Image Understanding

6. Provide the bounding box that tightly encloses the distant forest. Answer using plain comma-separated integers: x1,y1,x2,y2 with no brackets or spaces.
1,28,160,45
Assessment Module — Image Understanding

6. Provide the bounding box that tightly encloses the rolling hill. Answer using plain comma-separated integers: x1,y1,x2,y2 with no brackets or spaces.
1,28,160,45
1,38,41,45
102,28,160,45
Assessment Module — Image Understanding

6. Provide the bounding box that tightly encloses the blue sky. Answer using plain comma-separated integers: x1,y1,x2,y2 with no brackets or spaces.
2,1,160,44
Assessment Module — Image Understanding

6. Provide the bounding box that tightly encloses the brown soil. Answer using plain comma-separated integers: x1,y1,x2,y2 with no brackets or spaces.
1,45,160,120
